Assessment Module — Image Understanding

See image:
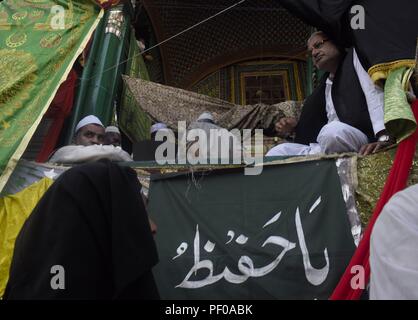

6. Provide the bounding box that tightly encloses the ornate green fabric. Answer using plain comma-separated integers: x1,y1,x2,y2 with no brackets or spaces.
0,0,102,191
355,148,396,227
355,145,418,227
384,67,416,142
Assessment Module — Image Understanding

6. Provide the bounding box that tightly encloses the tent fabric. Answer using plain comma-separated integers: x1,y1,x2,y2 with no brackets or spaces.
0,0,103,192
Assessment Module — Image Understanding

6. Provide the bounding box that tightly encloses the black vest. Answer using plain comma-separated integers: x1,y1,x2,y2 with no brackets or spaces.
295,49,376,145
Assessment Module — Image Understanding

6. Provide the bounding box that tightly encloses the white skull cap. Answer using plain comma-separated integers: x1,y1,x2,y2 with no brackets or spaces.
75,115,104,133
197,112,214,122
150,123,168,134
105,126,120,134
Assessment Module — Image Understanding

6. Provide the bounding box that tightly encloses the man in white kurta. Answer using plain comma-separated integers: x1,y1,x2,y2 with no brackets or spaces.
266,32,389,157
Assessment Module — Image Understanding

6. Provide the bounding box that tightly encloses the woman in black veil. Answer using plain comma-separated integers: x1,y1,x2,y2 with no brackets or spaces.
4,161,160,300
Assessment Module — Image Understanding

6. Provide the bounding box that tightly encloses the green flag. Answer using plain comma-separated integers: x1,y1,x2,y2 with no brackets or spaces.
148,160,356,299
0,0,103,191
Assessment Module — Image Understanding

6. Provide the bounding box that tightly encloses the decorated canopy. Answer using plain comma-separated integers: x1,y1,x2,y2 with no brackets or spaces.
0,0,104,191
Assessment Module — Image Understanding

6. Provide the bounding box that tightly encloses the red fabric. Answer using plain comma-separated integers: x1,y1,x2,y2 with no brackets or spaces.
92,0,122,9
330,100,418,300
36,70,78,162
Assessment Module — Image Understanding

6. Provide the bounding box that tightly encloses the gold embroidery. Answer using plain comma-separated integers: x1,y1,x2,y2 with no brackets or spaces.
40,33,62,48
368,59,416,84
0,49,37,106
5,32,28,48
0,0,102,191
22,0,53,9
25,0,50,3
0,9,10,31
29,9,45,20
12,11,28,21
34,0,74,31
1,121,11,130
0,136,18,147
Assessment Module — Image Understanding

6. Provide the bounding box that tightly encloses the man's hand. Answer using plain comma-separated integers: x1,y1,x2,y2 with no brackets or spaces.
359,141,392,156
360,130,396,156
274,117,297,137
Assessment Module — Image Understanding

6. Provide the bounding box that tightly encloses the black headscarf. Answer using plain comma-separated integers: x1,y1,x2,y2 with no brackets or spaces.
4,161,159,300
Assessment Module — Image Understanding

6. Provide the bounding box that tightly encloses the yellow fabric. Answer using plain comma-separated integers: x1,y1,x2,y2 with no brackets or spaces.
0,178,53,298
368,59,416,85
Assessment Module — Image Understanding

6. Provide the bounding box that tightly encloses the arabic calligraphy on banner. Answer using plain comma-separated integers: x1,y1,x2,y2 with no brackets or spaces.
149,160,356,299
175,197,329,289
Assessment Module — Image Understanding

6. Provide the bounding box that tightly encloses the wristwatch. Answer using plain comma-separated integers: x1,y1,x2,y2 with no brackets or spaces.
377,134,391,143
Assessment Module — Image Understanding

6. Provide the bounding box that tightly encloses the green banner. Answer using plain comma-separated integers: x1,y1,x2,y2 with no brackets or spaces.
148,160,356,299
0,0,103,191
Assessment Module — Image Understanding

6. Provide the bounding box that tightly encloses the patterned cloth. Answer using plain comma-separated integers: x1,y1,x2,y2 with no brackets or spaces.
0,0,103,191
384,67,416,142
122,76,303,134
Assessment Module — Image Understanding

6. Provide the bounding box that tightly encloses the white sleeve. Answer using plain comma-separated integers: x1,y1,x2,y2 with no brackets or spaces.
48,145,85,163
49,145,132,164
353,49,385,136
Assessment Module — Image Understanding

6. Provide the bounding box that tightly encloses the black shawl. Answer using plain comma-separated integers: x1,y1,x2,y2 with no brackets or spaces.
277,0,354,48
295,49,375,145
350,0,418,70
